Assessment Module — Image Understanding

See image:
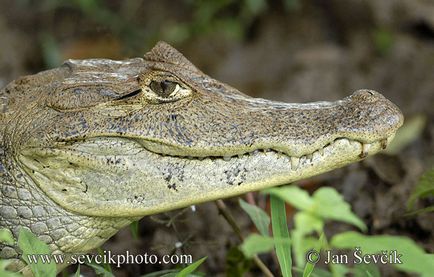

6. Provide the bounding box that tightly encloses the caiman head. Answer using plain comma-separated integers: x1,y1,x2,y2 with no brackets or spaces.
1,42,403,218
0,42,402,254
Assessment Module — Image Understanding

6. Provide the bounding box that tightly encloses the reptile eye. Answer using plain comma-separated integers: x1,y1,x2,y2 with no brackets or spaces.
149,80,177,98
139,73,193,104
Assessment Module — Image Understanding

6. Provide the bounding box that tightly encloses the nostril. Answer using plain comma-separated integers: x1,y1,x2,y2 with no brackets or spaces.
354,89,376,96
351,89,381,103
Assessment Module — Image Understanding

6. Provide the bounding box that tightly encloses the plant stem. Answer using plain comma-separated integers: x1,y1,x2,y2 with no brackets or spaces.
215,199,274,277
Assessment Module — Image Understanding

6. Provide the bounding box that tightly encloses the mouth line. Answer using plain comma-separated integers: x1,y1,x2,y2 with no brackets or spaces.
52,135,390,167
140,137,388,161
18,134,393,219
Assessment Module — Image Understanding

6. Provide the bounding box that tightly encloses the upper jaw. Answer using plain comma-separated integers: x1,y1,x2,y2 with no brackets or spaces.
18,134,392,218
132,135,394,160
51,129,395,163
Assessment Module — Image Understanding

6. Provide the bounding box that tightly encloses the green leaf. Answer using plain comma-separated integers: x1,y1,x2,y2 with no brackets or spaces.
240,234,292,258
162,23,191,44
267,186,366,231
39,33,62,68
292,212,323,268
226,246,252,277
97,247,113,274
352,263,381,277
141,269,179,277
130,220,140,240
0,229,14,245
240,234,276,257
311,188,366,231
244,0,267,15
311,267,332,277
294,212,323,236
86,263,115,277
176,256,207,277
408,166,434,209
302,233,325,277
18,228,56,277
330,264,348,277
331,232,434,276
283,0,300,10
271,194,292,277
385,115,426,155
406,206,434,216
266,186,314,210
292,232,318,268
373,28,394,55
74,264,81,277
239,199,270,236
0,260,22,277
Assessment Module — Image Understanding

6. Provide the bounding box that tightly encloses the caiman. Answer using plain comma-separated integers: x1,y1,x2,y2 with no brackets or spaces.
0,41,403,274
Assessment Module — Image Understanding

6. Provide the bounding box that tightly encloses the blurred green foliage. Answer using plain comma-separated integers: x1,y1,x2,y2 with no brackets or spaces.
238,185,434,276
15,0,301,67
225,246,252,276
407,166,434,214
18,229,57,277
373,28,394,56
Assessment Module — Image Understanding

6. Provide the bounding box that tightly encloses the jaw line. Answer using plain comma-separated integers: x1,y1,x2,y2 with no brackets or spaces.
55,133,393,162
17,134,393,217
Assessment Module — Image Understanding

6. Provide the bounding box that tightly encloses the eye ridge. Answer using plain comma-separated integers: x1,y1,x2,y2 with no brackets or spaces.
150,80,177,98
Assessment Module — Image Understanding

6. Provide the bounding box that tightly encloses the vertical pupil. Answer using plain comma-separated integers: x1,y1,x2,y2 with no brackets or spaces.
150,80,176,97
160,80,170,92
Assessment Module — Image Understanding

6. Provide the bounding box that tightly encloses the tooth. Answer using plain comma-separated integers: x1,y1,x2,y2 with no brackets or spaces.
253,150,259,155
350,140,360,148
380,139,387,149
306,154,313,164
359,143,371,158
238,154,243,158
223,156,231,161
341,138,350,145
313,151,320,161
291,157,299,169
318,148,324,156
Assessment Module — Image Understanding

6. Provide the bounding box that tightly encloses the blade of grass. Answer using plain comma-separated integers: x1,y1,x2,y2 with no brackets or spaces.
74,265,81,277
130,220,139,240
302,233,325,277
86,263,115,277
270,194,292,277
215,200,273,276
175,256,207,277
97,248,112,274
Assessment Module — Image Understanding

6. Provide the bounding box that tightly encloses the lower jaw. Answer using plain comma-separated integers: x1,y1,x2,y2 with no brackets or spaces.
19,136,389,217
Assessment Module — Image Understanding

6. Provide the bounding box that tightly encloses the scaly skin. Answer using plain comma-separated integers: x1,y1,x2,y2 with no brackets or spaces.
0,42,403,273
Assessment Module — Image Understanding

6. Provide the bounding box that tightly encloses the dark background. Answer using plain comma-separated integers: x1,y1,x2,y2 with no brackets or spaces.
1,0,433,276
